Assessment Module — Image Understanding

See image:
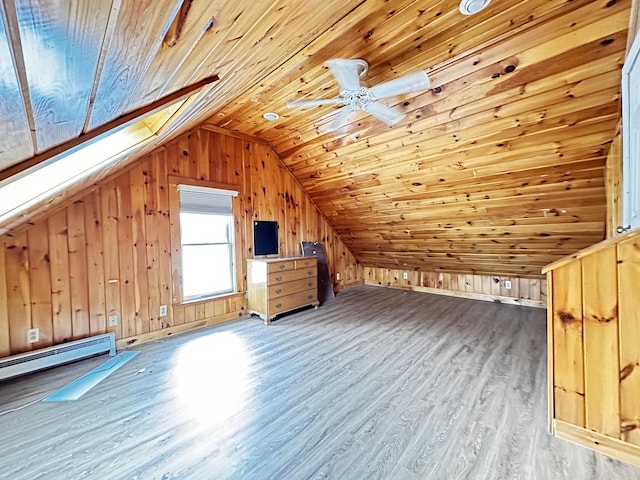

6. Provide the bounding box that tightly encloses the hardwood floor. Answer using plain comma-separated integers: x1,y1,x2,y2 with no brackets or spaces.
1,285,639,479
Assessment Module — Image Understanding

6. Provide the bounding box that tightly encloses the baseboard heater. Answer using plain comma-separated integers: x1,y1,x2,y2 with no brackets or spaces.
0,333,116,381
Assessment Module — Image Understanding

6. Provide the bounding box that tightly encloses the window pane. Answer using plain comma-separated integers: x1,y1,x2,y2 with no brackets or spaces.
180,213,230,244
182,245,233,297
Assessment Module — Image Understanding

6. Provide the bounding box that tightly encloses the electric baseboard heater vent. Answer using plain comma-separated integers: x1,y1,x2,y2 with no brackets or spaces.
0,333,116,381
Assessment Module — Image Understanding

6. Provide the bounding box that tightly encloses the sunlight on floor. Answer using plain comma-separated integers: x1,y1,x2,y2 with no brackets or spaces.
173,332,252,428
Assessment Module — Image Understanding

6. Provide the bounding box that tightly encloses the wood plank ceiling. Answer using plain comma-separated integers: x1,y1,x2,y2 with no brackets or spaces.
0,0,631,277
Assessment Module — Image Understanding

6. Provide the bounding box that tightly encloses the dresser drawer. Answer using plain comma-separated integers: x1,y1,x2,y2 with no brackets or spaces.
269,266,317,284
267,260,296,273
269,278,316,298
295,257,316,269
269,289,317,313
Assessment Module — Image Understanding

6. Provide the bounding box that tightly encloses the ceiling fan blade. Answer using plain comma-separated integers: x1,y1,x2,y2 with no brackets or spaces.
322,106,354,132
325,59,367,92
363,102,405,127
287,97,343,108
369,71,430,99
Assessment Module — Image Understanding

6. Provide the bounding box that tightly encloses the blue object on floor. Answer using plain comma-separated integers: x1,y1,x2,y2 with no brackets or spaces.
43,351,140,402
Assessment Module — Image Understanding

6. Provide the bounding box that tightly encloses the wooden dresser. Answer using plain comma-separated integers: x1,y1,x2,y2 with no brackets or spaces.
247,256,319,324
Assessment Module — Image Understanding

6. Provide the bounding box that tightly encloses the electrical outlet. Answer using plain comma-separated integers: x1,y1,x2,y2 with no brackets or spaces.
403,272,408,280
159,305,168,317
505,280,512,290
26,328,39,343
336,272,341,280
108,315,118,327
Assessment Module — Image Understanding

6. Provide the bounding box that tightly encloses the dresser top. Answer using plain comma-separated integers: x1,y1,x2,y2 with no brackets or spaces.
248,256,316,263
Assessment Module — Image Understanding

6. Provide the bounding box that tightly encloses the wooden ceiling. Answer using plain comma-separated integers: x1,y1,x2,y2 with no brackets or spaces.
0,0,632,277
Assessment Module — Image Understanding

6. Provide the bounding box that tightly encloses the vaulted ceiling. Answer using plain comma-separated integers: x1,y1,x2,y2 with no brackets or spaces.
0,0,631,276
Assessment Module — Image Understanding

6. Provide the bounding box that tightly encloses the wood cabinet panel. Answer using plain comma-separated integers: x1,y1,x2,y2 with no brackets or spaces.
544,228,640,465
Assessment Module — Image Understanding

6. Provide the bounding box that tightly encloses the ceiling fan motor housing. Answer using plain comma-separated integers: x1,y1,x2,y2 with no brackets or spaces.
340,87,377,111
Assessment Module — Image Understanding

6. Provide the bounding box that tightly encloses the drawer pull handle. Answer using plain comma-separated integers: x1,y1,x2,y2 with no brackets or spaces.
275,275,282,281
275,288,282,294
307,282,313,287
279,264,286,269
304,261,310,266
275,303,282,308
307,270,313,276
307,295,313,300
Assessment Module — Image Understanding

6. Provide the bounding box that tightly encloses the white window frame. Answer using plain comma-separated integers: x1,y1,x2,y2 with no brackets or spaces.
169,177,240,304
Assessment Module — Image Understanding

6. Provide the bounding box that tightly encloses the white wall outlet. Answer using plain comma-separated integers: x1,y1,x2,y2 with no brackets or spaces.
505,280,512,290
108,315,118,327
336,272,341,280
159,305,168,317
403,272,408,280
26,328,39,343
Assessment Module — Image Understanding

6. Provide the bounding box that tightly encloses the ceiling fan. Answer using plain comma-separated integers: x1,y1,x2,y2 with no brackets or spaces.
287,59,431,130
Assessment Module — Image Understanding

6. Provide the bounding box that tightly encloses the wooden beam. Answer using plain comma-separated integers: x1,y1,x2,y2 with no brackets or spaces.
0,75,219,183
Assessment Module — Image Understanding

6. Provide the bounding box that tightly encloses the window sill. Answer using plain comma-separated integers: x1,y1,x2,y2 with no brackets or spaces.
174,291,245,307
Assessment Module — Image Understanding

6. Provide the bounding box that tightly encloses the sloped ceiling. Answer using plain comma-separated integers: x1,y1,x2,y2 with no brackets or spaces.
0,0,631,277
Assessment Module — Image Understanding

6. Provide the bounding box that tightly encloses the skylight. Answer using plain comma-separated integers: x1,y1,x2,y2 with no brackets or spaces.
0,98,188,225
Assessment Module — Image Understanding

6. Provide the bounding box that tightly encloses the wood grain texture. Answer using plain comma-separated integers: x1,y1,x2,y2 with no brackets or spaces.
364,266,546,307
14,0,112,151
606,130,623,238
0,1,33,169
1,286,639,478
545,227,640,460
0,127,361,356
551,261,585,427
618,236,640,446
582,246,620,438
0,0,630,279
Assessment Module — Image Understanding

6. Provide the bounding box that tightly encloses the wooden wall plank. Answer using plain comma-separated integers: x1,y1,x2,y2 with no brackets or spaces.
84,191,107,335
116,172,137,338
100,182,122,338
27,222,52,347
5,233,31,353
155,150,174,328
67,200,90,339
618,236,640,445
130,164,150,335
48,210,72,343
143,157,161,332
582,246,620,438
606,130,623,238
0,244,9,356
551,262,585,427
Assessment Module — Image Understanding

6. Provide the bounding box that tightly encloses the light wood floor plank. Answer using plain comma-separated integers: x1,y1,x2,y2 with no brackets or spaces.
0,285,639,479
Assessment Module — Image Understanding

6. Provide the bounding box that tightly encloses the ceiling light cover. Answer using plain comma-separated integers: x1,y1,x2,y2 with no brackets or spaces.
263,112,279,121
459,0,491,15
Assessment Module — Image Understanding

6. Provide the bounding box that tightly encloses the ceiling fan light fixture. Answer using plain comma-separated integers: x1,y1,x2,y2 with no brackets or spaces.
459,0,491,15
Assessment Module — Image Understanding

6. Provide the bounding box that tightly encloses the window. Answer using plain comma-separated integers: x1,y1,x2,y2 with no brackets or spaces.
177,184,238,300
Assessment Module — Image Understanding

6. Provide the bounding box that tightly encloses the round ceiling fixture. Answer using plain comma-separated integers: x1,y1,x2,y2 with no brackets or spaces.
263,112,279,121
459,0,491,15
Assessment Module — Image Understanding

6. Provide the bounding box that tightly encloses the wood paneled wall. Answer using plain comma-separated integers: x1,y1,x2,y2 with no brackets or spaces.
0,128,362,357
543,228,640,466
363,267,546,308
